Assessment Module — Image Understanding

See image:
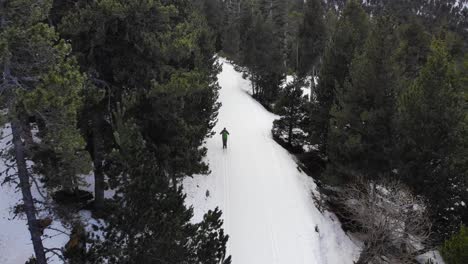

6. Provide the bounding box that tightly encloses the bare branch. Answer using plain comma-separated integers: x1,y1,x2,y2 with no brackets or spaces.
45,226,70,237
29,174,47,200
332,179,432,263
44,247,66,262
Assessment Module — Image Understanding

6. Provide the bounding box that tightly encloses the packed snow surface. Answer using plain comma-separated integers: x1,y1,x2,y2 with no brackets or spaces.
184,58,359,264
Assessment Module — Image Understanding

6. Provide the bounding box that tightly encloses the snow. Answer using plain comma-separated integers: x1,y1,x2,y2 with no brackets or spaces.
416,250,446,264
284,75,315,101
184,58,359,264
0,125,69,264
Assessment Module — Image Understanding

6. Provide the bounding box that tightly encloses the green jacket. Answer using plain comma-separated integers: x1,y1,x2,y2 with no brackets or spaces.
220,129,230,140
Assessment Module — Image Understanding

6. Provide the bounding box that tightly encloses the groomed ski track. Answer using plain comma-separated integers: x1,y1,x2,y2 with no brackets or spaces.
183,58,359,264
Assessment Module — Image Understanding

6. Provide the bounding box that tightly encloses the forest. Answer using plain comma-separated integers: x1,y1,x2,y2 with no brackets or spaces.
0,0,467,263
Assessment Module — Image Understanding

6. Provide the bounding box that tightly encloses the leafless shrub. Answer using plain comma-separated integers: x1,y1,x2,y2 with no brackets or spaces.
335,179,432,264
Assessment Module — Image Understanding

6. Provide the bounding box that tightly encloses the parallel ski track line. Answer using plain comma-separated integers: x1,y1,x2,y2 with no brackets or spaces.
264,136,280,264
223,150,232,257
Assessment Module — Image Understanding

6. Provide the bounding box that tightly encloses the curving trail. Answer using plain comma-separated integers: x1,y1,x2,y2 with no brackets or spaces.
183,58,359,264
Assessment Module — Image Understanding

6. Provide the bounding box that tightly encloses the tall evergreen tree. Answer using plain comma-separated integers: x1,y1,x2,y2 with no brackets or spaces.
297,0,326,78
58,0,221,210
284,0,304,73
195,0,226,51
222,0,241,59
326,16,399,183
272,79,308,149
311,0,369,153
271,0,288,63
240,13,284,105
259,0,272,18
90,109,230,263
397,39,468,239
1,0,88,261
394,19,431,83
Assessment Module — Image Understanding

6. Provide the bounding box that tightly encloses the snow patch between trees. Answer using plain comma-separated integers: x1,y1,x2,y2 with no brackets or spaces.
0,125,69,263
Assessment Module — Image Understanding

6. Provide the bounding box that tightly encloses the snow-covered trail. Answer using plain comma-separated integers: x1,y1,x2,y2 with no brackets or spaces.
184,59,359,264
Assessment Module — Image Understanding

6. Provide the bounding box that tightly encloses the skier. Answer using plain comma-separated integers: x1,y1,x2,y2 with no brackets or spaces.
220,128,230,149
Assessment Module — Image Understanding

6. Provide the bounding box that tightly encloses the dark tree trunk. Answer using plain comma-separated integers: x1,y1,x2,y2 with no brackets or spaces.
251,73,255,96
11,119,47,264
92,113,105,210
310,65,315,102
288,120,293,146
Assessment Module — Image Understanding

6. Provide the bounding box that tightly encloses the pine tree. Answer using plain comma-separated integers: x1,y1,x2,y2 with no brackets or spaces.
326,16,399,183
297,0,326,78
222,0,241,59
284,0,304,73
259,0,272,18
441,225,468,264
1,0,88,262
196,0,225,51
58,0,221,210
397,39,468,239
394,19,431,83
272,79,308,149
238,0,255,59
20,51,91,192
311,0,369,153
90,105,229,264
240,13,284,105
271,0,288,64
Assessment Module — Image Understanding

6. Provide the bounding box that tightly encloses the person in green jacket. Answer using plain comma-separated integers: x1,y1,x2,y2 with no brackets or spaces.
220,128,230,149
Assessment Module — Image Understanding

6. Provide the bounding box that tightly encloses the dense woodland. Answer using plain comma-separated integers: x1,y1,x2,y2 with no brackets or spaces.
0,0,467,263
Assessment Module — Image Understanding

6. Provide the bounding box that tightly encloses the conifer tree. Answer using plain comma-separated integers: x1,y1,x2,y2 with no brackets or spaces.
272,79,308,149
326,16,399,183
196,0,226,51
1,0,88,262
59,0,221,210
441,225,468,264
397,39,468,239
394,19,431,83
311,0,369,153
90,104,229,264
271,0,288,63
240,14,284,105
284,0,304,72
297,0,326,78
223,0,241,59
259,0,272,18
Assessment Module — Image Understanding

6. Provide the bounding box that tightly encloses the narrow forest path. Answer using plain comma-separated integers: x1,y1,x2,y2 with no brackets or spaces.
183,59,359,264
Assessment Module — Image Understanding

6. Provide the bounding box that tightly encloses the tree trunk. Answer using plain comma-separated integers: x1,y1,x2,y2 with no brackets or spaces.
288,120,293,146
251,73,255,96
296,42,299,73
310,65,315,102
11,119,47,264
92,113,105,210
